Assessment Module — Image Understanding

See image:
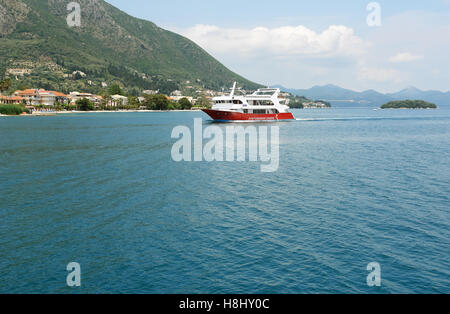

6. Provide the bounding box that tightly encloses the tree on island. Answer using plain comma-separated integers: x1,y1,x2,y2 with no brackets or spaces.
381,100,437,109
178,97,192,110
76,98,94,111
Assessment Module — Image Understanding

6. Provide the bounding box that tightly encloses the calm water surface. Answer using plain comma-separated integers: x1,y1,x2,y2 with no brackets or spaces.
1,108,449,293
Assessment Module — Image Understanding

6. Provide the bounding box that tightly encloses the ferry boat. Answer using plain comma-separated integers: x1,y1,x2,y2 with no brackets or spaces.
202,83,295,122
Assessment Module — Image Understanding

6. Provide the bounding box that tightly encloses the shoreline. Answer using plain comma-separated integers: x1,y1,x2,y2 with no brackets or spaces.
0,109,205,117
56,109,204,114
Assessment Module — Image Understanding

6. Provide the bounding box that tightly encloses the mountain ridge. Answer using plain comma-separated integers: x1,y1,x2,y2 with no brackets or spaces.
0,0,261,94
275,84,450,108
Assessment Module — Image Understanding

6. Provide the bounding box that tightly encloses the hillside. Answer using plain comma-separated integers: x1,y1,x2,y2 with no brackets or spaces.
0,0,261,95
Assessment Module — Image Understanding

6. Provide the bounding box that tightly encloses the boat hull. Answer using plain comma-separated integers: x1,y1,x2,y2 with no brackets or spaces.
202,109,295,122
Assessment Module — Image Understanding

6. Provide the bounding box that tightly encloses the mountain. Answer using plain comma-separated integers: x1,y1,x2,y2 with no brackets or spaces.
275,84,450,108
0,0,261,95
387,87,450,106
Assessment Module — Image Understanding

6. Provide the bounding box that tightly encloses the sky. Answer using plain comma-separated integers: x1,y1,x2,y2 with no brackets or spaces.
105,0,450,92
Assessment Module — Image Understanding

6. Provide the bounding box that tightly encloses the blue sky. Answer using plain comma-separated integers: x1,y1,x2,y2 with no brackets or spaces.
105,0,450,92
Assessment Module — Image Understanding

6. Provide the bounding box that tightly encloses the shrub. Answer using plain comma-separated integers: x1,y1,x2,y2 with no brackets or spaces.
0,104,25,115
143,94,170,110
76,98,94,111
179,97,192,110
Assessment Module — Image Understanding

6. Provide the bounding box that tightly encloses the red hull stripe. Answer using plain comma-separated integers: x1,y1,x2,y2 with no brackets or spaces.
202,109,295,121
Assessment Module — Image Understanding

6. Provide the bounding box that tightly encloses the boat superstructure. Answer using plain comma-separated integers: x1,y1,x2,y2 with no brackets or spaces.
202,83,295,121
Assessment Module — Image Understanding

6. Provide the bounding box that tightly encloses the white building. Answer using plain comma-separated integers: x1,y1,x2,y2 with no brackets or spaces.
170,90,182,97
109,95,128,107
73,70,86,77
69,92,102,105
6,68,32,76
143,90,159,95
13,89,68,106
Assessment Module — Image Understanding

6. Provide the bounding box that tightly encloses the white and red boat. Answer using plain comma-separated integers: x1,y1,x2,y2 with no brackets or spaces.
202,83,295,122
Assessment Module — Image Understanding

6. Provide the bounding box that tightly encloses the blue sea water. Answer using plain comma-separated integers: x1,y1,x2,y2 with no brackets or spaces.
0,108,449,294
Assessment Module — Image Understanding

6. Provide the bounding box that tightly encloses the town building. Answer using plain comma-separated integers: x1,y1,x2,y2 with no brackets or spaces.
68,92,102,105
108,95,128,107
6,68,32,76
302,101,330,109
0,95,25,104
13,89,68,106
13,89,40,105
142,90,159,95
170,90,183,97
170,96,194,103
38,90,68,106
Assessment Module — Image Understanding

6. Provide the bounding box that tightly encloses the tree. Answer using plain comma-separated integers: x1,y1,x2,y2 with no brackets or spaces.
73,72,83,80
101,95,111,110
128,96,140,109
178,97,192,110
76,98,94,111
381,100,437,109
195,96,212,108
0,78,12,94
17,83,30,91
143,94,170,110
53,101,64,111
108,84,123,96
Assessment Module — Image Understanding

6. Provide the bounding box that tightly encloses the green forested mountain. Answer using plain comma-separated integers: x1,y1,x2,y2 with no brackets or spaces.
0,0,261,95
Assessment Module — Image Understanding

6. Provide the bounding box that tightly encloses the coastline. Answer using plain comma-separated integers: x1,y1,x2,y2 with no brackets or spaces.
56,109,204,113
0,109,204,117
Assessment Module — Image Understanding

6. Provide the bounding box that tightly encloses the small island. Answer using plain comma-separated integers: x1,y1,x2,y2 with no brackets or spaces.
381,100,437,109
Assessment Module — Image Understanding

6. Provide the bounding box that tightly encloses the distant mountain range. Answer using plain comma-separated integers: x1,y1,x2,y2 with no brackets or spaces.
275,84,450,108
0,0,261,94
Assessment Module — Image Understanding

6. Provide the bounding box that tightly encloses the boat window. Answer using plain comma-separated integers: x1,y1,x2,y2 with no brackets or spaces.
253,109,266,114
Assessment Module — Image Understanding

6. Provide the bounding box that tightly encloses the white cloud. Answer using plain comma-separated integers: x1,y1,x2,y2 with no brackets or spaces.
389,52,424,63
180,24,367,58
173,10,450,92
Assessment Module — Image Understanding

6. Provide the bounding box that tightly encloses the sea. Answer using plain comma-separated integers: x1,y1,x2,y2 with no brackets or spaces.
0,108,449,294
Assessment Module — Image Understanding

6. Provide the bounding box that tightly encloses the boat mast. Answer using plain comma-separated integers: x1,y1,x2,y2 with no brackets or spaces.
230,82,237,97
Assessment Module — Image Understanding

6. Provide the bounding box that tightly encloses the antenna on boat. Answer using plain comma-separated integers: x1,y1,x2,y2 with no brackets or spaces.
230,82,237,97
